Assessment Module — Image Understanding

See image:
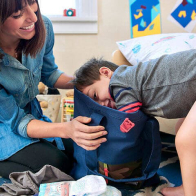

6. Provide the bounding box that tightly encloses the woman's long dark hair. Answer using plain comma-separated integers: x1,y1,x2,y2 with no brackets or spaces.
0,0,46,57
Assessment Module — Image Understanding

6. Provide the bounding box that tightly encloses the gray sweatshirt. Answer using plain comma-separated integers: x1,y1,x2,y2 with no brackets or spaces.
109,49,196,119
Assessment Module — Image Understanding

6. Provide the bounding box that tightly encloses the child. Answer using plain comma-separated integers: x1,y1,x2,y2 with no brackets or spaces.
72,49,196,196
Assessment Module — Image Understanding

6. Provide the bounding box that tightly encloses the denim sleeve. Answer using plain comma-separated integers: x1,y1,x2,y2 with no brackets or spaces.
41,16,63,88
0,86,35,138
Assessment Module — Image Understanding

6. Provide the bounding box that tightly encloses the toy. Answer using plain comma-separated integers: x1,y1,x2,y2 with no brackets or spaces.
61,90,74,122
39,101,48,108
63,8,76,17
65,89,74,98
38,82,48,95
37,82,49,110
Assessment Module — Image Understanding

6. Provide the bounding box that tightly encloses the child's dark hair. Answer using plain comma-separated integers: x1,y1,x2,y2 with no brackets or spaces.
72,58,118,91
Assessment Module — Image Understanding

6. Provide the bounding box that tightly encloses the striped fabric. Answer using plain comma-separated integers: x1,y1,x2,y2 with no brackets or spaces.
118,101,142,113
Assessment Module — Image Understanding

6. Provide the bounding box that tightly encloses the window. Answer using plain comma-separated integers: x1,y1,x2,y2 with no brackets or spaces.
39,0,98,34
39,0,76,16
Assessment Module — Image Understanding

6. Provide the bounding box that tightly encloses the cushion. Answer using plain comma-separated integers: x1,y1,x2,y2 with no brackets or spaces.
116,33,196,66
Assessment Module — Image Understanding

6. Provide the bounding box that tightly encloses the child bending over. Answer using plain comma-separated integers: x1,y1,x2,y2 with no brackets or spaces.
72,49,196,196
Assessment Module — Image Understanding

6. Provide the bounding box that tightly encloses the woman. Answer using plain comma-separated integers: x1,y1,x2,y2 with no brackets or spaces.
0,0,107,178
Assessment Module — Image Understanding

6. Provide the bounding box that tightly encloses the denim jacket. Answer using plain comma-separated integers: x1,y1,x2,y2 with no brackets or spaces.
0,16,64,160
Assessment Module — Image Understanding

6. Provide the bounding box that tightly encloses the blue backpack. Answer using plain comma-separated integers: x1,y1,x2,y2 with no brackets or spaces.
71,87,161,189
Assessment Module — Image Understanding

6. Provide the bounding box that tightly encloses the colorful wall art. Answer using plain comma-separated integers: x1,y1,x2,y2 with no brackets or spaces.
129,0,161,38
168,0,196,32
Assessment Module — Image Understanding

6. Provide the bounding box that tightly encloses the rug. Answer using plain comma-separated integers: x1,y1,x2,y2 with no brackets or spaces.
0,177,11,186
0,133,180,196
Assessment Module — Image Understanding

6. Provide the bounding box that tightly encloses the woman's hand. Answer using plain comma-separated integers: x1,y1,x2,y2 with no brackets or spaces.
65,116,107,150
27,116,107,151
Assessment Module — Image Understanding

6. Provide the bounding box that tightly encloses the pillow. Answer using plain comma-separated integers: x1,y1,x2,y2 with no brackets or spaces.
116,33,196,66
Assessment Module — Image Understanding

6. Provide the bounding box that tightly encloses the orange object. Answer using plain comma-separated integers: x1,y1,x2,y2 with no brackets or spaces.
104,163,109,184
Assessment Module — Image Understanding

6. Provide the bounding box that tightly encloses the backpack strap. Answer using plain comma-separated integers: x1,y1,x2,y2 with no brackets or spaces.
85,113,105,172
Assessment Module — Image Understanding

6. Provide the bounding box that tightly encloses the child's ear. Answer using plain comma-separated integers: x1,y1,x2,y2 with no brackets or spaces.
99,67,113,78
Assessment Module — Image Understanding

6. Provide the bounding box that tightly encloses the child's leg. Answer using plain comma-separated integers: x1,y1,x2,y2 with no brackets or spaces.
161,185,184,196
175,101,196,196
175,118,185,134
161,101,196,196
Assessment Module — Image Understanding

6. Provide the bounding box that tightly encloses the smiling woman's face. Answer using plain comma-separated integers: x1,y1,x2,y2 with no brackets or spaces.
0,0,38,42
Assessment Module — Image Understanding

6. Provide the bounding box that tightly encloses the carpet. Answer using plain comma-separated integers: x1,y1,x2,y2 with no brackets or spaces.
0,177,11,186
0,133,180,196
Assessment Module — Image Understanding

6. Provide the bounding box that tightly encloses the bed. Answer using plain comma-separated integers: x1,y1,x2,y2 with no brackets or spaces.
112,33,196,135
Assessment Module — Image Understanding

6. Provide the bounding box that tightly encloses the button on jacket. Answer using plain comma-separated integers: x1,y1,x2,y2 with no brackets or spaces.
0,16,64,160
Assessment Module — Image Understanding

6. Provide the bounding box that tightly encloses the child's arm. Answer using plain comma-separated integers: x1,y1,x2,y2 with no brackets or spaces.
112,87,142,113
118,101,142,113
